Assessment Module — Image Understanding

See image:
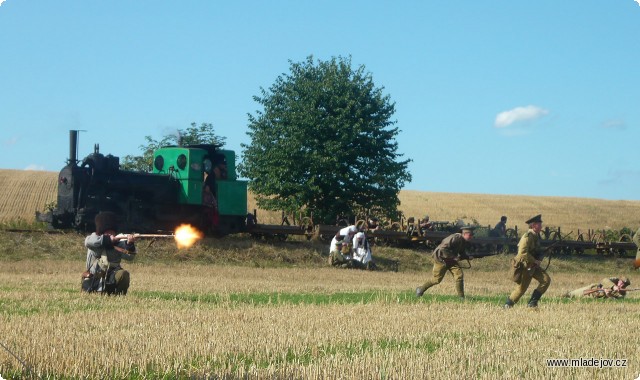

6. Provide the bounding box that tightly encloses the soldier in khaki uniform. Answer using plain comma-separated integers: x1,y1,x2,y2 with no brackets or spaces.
504,214,551,308
563,277,631,299
416,226,474,300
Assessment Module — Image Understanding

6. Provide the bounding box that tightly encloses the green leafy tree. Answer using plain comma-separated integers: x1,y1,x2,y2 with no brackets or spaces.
121,122,226,171
239,56,412,224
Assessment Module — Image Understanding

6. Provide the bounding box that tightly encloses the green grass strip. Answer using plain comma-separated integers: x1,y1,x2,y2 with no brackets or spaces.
133,290,640,306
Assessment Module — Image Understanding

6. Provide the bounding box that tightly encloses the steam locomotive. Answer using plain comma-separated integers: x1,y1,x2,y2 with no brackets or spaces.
47,130,248,235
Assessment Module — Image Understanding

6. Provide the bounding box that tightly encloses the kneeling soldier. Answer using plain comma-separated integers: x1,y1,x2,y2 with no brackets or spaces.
329,240,352,268
83,211,136,295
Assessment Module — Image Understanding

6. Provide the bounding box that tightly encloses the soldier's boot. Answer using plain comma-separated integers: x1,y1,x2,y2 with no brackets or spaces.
455,281,465,301
416,287,425,297
527,289,543,308
504,298,515,309
115,271,130,296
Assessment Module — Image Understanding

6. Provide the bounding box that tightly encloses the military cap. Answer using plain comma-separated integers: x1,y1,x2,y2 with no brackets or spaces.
95,211,118,235
460,226,475,234
525,214,543,224
620,277,631,287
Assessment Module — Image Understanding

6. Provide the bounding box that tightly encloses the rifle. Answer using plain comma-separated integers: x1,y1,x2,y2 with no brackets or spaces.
540,232,573,270
114,233,175,249
457,251,501,268
468,252,501,259
583,288,640,296
117,233,175,239
512,235,570,273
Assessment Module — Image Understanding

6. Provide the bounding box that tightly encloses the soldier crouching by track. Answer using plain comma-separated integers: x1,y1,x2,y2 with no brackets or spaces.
504,214,550,308
329,240,353,268
82,211,136,295
415,226,475,300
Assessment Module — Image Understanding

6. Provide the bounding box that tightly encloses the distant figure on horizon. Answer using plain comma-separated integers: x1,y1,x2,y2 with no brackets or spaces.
490,216,508,252
419,215,433,233
634,227,640,270
490,216,507,237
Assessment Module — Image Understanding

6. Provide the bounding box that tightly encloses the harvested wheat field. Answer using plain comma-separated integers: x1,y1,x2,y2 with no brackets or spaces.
0,232,639,379
0,169,58,223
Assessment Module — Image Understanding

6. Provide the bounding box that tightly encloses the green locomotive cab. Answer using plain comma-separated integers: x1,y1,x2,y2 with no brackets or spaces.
152,146,248,234
153,147,207,205
213,150,248,216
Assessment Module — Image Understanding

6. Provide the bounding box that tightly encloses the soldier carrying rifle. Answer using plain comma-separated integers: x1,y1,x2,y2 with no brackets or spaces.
415,226,475,300
504,214,551,308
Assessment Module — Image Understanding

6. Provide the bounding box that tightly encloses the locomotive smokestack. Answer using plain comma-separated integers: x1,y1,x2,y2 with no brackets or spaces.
69,130,78,167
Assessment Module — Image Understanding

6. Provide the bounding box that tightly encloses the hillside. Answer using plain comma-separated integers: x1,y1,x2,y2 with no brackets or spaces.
0,169,58,223
1,169,639,234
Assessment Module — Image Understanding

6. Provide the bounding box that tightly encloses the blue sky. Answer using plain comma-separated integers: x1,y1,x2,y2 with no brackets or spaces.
1,1,639,200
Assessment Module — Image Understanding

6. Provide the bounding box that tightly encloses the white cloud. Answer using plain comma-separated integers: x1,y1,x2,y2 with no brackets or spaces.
25,164,45,171
600,119,626,130
0,0,6,6
494,105,549,128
